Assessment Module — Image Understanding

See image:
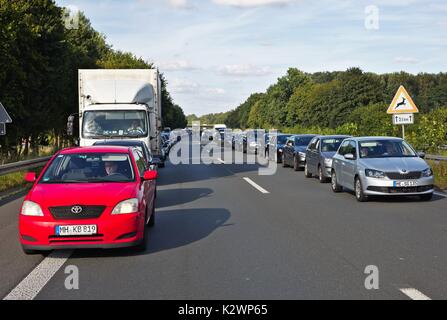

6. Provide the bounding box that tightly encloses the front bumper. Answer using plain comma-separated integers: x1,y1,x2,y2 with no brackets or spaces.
19,212,144,251
362,175,435,196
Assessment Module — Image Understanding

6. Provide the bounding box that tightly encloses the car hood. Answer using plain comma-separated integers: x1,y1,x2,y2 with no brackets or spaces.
358,157,429,172
321,151,336,159
29,183,136,207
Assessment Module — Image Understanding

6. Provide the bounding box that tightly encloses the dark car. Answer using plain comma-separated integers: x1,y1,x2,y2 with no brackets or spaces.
93,140,161,168
304,135,351,182
266,134,293,163
282,134,317,170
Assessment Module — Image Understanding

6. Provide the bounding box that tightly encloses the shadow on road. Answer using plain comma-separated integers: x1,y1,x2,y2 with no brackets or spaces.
70,208,231,258
157,188,213,208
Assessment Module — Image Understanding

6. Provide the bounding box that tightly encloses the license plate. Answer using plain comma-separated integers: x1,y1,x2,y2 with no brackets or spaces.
393,181,418,187
56,225,97,236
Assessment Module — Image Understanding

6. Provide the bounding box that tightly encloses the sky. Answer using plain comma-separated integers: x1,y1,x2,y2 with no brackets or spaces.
56,0,447,116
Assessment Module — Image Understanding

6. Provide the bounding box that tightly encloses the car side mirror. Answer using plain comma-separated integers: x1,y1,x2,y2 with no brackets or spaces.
25,172,36,183
344,153,355,160
143,170,158,181
418,151,426,159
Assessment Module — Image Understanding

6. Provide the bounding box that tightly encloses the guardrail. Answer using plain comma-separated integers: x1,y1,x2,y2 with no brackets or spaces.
0,156,52,176
426,154,447,161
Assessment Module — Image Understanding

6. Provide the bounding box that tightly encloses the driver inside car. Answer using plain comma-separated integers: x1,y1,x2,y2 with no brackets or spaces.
128,120,144,134
104,161,119,176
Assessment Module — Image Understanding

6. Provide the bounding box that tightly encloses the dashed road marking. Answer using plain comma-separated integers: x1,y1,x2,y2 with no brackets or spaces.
399,288,431,300
3,250,73,300
243,177,270,194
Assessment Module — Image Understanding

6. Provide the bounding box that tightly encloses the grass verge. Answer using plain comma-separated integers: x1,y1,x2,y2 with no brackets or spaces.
428,160,447,191
0,167,44,194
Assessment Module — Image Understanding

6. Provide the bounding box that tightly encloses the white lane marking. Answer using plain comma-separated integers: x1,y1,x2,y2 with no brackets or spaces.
399,288,431,300
243,177,270,194
3,250,73,300
434,192,447,198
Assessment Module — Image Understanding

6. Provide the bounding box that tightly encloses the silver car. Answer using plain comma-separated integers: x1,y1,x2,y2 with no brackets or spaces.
331,137,434,202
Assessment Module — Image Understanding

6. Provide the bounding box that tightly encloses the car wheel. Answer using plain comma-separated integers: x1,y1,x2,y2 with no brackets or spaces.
304,162,312,178
148,202,155,227
136,211,150,252
331,171,343,193
282,154,288,167
318,166,327,183
293,156,299,171
419,193,433,201
355,177,368,202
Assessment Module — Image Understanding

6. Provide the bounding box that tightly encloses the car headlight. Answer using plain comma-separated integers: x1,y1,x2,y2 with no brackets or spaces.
299,152,306,160
324,158,333,168
21,200,44,217
365,169,386,179
422,168,433,177
111,198,139,215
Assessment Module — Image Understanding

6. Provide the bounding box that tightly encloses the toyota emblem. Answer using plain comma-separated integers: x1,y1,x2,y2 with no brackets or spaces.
71,206,83,214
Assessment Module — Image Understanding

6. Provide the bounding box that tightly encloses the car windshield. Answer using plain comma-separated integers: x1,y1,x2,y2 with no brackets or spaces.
82,110,148,138
359,140,417,158
40,153,135,183
295,136,314,146
277,135,291,144
321,138,346,152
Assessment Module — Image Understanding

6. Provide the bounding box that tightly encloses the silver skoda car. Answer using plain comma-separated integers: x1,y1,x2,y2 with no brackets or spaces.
331,137,434,202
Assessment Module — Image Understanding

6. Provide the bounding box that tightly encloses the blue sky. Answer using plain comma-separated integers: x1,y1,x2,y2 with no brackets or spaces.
56,0,447,116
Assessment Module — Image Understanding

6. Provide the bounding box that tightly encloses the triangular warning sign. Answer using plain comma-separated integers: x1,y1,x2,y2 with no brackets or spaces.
387,86,419,114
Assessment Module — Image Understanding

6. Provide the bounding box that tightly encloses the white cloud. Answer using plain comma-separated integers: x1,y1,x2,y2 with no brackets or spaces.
158,60,198,71
212,0,296,7
219,64,273,76
168,78,200,93
394,56,419,64
206,88,226,95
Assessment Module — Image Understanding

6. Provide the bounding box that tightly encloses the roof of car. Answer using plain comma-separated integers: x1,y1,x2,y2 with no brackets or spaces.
59,146,132,154
290,134,318,137
352,136,403,141
93,140,145,147
317,135,352,139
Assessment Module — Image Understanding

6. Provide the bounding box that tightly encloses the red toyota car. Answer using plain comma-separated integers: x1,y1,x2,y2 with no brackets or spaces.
19,146,157,254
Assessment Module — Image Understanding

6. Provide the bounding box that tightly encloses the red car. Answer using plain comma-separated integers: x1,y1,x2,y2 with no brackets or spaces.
19,146,157,254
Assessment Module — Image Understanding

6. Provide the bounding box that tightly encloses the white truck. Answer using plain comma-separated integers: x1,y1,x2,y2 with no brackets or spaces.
68,69,164,165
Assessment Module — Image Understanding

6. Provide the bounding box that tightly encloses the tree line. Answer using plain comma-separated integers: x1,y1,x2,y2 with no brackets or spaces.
0,0,187,160
198,67,447,152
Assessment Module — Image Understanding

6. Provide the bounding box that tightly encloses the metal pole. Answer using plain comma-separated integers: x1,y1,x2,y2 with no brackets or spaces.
402,124,405,140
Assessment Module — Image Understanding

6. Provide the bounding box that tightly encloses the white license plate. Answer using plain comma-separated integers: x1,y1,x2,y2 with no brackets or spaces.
393,181,418,187
56,225,97,236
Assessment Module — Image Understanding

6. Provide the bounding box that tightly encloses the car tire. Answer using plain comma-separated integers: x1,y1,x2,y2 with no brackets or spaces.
136,210,150,252
293,156,299,171
318,166,327,183
282,154,288,167
148,203,155,227
355,177,368,202
304,162,312,178
419,193,433,201
331,171,343,193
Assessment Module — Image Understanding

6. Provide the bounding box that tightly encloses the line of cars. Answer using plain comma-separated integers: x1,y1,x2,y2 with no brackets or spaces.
266,133,435,202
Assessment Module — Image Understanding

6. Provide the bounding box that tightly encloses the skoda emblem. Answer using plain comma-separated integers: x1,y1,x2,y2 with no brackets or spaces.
71,206,83,214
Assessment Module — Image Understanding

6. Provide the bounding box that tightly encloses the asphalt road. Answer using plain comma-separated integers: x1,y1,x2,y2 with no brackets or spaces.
1,147,447,300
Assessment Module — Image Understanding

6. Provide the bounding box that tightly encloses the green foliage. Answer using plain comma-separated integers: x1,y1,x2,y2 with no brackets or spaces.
0,1,186,158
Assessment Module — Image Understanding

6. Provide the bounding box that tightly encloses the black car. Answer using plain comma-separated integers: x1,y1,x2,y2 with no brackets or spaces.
282,134,317,171
266,134,293,163
93,140,162,168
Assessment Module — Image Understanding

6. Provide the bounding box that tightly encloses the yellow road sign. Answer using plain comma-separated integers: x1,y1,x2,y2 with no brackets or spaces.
387,85,419,114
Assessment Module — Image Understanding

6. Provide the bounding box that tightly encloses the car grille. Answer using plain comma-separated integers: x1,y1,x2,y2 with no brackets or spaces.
385,171,421,180
367,185,433,193
49,206,106,220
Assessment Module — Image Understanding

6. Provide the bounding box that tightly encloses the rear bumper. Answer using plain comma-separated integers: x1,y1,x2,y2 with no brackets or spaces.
22,240,141,251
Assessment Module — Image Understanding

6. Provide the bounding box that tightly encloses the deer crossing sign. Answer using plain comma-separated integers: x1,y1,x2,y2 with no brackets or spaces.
387,85,419,114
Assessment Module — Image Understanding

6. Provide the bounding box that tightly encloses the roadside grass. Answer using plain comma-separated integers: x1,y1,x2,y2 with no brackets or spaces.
0,167,44,194
428,160,447,190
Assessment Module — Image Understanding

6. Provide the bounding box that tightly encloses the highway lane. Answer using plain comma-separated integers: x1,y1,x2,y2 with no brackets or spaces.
1,149,447,299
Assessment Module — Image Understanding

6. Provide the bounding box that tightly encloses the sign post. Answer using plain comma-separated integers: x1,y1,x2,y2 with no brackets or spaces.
387,86,419,140
0,102,12,136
